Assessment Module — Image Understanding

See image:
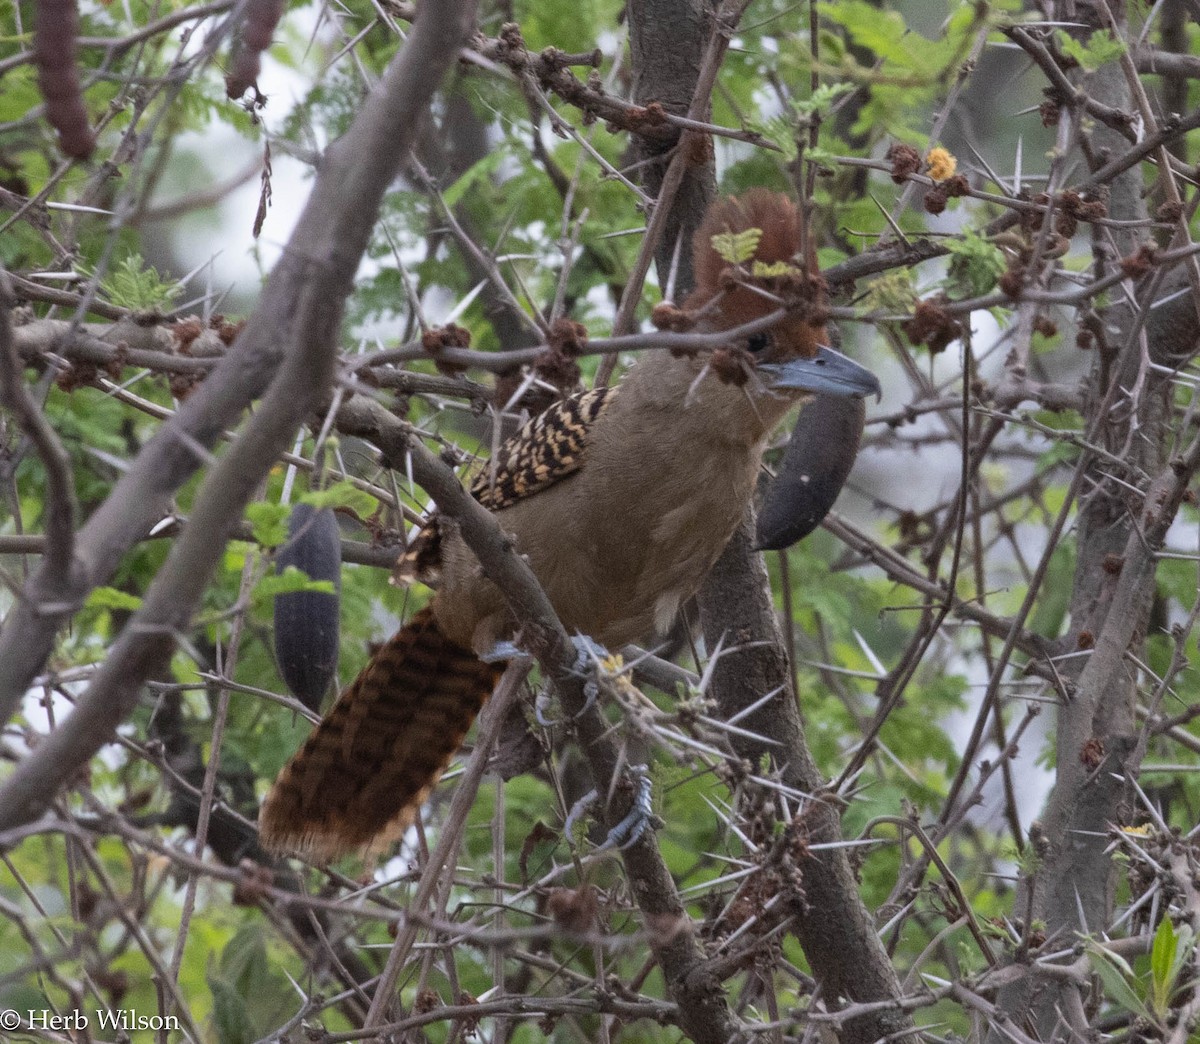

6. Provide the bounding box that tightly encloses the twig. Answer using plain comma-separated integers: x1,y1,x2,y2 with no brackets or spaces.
336,395,742,1044
0,270,79,597
0,0,481,728
362,659,530,1027
603,0,753,379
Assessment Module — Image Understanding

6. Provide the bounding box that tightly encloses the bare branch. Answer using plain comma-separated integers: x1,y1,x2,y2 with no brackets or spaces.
0,0,481,725
0,271,79,598
334,395,742,1044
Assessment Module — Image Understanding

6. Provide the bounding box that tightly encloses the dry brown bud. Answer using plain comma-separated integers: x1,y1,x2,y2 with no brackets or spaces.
998,267,1025,300
547,316,588,356
903,296,963,354
1033,314,1058,338
887,143,921,183
1120,245,1156,279
651,301,693,331
546,884,598,933
710,345,753,385
1079,736,1105,770
943,174,971,198
414,989,441,1014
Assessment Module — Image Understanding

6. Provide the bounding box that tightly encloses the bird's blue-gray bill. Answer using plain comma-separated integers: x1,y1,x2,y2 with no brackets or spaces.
758,345,881,401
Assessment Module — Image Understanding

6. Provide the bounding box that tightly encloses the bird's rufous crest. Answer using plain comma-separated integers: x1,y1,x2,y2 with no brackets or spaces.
685,189,829,360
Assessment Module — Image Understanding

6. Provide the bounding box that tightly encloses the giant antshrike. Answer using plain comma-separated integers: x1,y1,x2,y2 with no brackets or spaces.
260,190,878,860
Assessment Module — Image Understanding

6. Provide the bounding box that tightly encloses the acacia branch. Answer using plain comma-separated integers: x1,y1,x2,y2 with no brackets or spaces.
697,519,914,1044
0,0,479,728
610,0,745,341
334,395,741,1044
991,6,1198,1034
0,271,78,596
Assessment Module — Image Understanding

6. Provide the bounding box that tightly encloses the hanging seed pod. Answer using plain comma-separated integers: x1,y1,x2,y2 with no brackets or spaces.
226,0,287,99
33,0,96,159
274,503,341,712
755,395,865,551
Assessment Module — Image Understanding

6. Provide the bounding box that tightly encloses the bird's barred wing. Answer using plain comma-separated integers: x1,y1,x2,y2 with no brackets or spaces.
470,385,615,509
394,386,616,586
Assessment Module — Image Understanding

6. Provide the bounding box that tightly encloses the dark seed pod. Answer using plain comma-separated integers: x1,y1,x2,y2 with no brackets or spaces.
33,0,96,159
274,503,341,712
225,0,287,99
755,395,865,550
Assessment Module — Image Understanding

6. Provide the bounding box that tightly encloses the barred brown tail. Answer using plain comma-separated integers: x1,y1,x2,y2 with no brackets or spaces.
259,606,502,861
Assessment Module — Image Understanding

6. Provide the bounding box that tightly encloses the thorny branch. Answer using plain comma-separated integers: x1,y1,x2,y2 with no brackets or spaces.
3,2,1200,1043
0,271,78,598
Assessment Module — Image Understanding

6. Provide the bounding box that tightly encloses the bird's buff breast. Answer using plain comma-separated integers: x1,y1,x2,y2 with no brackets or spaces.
435,429,762,652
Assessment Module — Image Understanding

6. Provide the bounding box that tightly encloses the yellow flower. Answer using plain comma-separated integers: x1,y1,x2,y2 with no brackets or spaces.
599,652,626,674
926,146,957,182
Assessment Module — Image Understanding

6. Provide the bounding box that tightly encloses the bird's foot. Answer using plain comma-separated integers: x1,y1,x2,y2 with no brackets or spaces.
534,687,561,727
563,766,654,852
483,634,606,669
569,633,608,674
479,639,526,664
536,681,600,726
598,765,653,851
535,635,610,726
563,787,599,843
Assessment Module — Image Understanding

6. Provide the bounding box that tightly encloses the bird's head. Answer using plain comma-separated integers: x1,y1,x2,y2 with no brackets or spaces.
683,190,880,402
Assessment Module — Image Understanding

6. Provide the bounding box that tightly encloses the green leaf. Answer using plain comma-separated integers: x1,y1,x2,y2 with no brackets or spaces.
1150,917,1194,1016
746,114,799,161
255,566,336,601
207,924,295,1042
751,260,801,278
208,972,255,1044
300,480,377,517
791,82,856,120
86,587,143,611
945,230,1006,298
443,148,507,209
1171,924,1195,984
246,502,289,548
801,145,840,171
97,254,184,310
861,269,917,313
0,65,40,123
1151,916,1176,1014
516,0,617,52
1030,543,1074,640
710,227,763,264
1086,941,1149,1019
820,1,909,64
1056,29,1126,73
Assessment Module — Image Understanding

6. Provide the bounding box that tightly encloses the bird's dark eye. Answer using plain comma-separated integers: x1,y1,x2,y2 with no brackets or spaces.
747,332,772,353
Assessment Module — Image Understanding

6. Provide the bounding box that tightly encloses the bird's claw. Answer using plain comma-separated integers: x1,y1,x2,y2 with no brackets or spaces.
569,634,608,674
535,635,607,726
534,688,560,727
563,766,654,853
484,634,606,670
479,639,527,664
563,787,599,842
599,765,653,851
535,679,599,727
